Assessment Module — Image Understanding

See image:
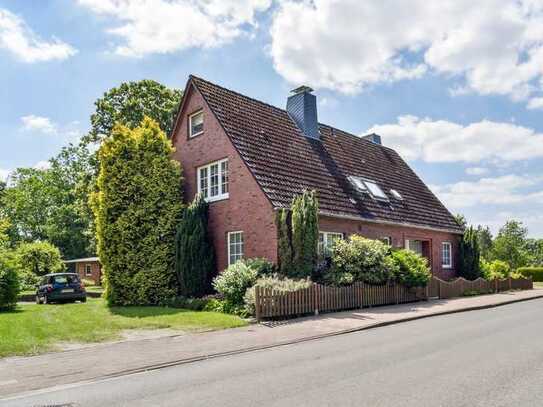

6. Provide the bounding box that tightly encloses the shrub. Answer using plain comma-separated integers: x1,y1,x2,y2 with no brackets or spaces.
0,251,20,310
290,190,319,278
481,259,511,280
212,261,259,307
277,209,293,275
328,235,395,285
92,118,183,305
516,267,543,282
243,258,276,276
390,249,431,287
15,241,65,290
244,274,311,315
203,298,249,318
165,296,214,311
459,226,481,279
175,194,215,298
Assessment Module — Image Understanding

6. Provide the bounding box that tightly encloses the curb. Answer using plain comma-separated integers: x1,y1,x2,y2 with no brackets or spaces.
3,292,543,401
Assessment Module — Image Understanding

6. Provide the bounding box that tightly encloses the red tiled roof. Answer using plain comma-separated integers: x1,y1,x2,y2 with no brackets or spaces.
190,75,463,234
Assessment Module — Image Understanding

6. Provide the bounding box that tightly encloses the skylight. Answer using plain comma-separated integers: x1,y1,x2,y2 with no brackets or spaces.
390,189,403,200
363,180,388,200
347,176,367,192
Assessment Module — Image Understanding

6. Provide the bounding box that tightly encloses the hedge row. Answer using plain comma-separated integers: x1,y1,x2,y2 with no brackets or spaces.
517,267,543,282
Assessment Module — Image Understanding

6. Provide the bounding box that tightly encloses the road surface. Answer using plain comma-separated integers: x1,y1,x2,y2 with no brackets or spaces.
2,298,543,407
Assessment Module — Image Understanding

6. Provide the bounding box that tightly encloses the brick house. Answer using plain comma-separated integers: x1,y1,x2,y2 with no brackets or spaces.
171,76,463,279
64,257,102,285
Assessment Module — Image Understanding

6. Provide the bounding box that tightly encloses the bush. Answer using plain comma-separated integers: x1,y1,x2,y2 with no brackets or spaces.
328,235,396,285
290,190,319,278
15,241,65,290
459,226,481,279
243,258,276,276
175,194,215,298
517,267,543,281
92,118,183,305
390,249,431,288
212,261,259,307
244,274,311,315
481,259,511,280
165,295,215,311
203,298,249,318
0,251,20,310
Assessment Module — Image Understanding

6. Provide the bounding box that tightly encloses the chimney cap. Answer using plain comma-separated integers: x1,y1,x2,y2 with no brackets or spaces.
290,85,314,95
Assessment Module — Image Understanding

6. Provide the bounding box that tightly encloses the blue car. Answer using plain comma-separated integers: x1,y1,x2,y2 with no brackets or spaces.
36,273,87,304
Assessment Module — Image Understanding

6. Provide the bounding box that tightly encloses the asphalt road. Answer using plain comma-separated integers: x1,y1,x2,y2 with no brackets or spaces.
3,298,543,407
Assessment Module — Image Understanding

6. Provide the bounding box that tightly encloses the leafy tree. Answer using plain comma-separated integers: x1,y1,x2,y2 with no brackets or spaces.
390,249,431,287
475,225,493,260
290,190,319,278
85,80,182,144
0,250,20,311
0,218,10,250
174,194,215,298
15,241,65,289
1,145,94,259
525,238,543,266
277,209,293,275
454,214,467,229
92,118,183,305
492,220,530,269
459,226,481,279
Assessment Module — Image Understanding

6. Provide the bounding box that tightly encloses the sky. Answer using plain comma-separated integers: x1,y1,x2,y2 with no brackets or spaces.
0,0,542,237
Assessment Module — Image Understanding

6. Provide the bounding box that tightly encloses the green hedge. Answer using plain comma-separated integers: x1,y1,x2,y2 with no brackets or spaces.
517,267,543,281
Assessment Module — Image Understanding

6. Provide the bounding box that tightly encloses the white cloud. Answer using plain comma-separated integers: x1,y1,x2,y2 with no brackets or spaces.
527,97,543,110
0,8,77,62
20,115,57,134
270,0,543,106
33,161,51,170
465,167,489,176
430,175,543,209
78,0,271,57
367,115,543,163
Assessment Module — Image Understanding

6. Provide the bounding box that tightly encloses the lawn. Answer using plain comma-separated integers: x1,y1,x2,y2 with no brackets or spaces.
0,299,247,357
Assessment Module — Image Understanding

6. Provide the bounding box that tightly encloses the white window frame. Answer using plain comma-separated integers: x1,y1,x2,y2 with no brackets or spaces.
347,176,388,201
189,110,204,138
381,236,392,246
85,264,92,276
197,159,229,203
405,239,424,255
318,232,344,257
227,231,244,266
442,242,452,269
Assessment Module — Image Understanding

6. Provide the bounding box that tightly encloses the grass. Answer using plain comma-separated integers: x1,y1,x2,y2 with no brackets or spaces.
0,298,247,357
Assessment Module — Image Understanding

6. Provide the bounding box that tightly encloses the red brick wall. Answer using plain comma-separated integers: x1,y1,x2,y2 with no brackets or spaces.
172,84,277,274
319,215,460,279
76,261,102,285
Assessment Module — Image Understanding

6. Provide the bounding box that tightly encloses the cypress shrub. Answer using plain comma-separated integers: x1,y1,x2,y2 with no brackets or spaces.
459,226,481,280
175,194,215,297
290,190,319,278
277,209,293,275
92,118,183,305
0,250,20,310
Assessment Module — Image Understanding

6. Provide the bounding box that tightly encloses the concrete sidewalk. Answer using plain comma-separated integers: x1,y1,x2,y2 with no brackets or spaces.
2,289,542,398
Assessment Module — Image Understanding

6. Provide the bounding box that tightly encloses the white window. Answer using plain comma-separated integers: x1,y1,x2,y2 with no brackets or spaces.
381,236,392,246
197,159,229,202
85,264,92,276
189,110,204,138
318,232,344,257
228,231,244,265
442,242,452,268
405,239,423,256
390,189,403,200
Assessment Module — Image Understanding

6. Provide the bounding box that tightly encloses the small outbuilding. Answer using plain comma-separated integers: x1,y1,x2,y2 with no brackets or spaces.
64,257,102,286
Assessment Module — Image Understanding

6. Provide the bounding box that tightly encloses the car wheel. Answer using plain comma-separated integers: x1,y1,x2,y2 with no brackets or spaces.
35,295,42,304
81,297,87,303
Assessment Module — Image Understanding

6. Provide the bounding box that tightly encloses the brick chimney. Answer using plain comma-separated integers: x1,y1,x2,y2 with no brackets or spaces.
286,86,319,140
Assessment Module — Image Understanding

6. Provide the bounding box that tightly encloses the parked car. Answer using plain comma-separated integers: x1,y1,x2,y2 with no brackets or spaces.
36,273,87,304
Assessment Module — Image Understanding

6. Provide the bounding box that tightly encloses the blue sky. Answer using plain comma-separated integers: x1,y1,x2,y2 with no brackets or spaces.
1,0,542,237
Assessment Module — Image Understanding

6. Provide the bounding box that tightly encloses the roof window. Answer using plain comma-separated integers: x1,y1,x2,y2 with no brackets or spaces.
348,176,388,201
390,189,403,200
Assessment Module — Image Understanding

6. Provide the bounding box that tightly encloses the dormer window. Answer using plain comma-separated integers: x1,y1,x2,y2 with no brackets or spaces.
189,110,204,138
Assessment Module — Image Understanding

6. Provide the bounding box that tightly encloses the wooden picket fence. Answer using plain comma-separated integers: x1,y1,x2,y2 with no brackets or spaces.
254,276,533,320
254,281,425,320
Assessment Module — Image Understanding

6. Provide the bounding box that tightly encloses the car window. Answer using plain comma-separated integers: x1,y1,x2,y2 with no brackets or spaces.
52,275,68,284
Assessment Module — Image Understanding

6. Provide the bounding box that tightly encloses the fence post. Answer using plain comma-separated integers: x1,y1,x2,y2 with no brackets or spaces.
255,286,261,321
495,278,498,293
509,276,512,291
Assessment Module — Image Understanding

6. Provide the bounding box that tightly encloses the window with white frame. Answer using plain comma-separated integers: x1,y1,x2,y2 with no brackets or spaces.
318,232,344,257
189,110,204,138
198,159,229,202
381,236,392,246
405,239,423,255
442,242,452,268
85,264,92,276
228,231,244,265
347,176,388,200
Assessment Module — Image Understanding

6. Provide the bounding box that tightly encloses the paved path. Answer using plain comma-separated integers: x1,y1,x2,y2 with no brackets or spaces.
1,289,542,399
3,297,543,407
